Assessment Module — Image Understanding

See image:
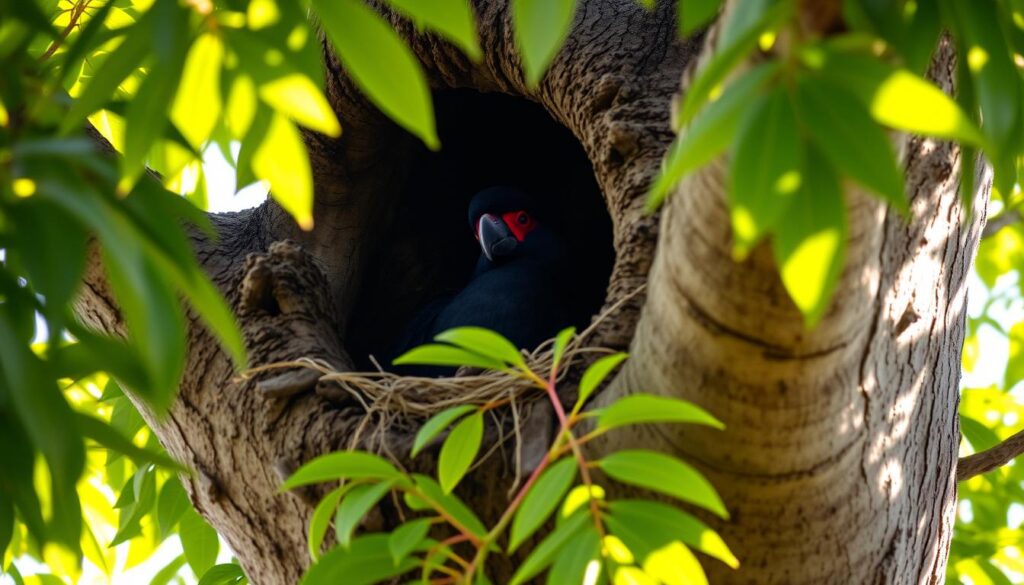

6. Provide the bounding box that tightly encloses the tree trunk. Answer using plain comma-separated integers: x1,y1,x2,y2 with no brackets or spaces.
72,1,987,583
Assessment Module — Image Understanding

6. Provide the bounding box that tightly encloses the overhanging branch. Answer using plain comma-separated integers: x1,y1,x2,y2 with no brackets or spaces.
957,429,1024,481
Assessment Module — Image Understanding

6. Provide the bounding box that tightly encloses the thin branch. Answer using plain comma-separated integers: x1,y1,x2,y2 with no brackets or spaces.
957,428,1024,481
981,209,1022,239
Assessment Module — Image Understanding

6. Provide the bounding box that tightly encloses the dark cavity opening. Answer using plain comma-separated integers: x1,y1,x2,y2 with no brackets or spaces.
349,90,614,368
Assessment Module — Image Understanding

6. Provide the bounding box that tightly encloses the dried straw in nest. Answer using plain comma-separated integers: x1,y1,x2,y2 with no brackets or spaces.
243,286,643,480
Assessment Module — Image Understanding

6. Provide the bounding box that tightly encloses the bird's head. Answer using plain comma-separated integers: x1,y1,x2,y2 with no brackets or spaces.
468,186,560,264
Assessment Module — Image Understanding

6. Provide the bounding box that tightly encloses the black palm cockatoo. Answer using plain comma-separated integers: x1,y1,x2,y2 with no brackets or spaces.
387,186,573,375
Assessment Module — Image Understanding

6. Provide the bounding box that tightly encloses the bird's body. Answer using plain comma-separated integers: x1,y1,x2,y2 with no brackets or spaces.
386,187,573,375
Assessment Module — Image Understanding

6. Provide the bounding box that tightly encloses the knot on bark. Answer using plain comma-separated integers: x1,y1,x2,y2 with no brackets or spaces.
235,240,350,398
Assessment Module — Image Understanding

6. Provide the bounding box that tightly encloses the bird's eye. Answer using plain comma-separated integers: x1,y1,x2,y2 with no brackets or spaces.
516,212,530,225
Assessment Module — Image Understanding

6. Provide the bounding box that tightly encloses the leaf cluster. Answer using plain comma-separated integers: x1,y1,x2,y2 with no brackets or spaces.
285,327,736,585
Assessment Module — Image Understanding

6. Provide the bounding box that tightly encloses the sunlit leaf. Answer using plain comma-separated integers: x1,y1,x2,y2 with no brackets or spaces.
252,112,313,230
171,33,225,150
61,18,151,134
258,73,341,137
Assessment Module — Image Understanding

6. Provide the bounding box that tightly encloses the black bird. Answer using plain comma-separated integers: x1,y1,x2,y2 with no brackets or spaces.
387,186,573,375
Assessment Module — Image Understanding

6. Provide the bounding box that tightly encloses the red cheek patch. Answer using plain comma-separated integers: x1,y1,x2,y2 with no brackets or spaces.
502,210,537,242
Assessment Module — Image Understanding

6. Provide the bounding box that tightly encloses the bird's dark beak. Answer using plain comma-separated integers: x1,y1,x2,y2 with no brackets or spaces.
477,213,517,261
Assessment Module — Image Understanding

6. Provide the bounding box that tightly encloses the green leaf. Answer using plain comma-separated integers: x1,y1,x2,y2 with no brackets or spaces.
412,405,476,457
679,0,722,36
180,509,220,578
77,413,181,470
393,344,508,371
575,353,628,411
0,495,13,562
333,482,393,549
599,450,728,518
772,144,847,327
150,555,187,585
729,86,802,255
551,326,576,368
509,510,591,585
313,0,438,148
606,499,738,568
112,466,157,546
120,1,190,186
157,477,191,539
0,311,84,547
55,0,118,88
1006,321,1024,390
648,62,777,211
509,457,577,552
512,0,578,88
300,534,419,585
434,326,526,367
308,486,346,560
794,76,906,213
252,112,314,230
387,518,432,565
409,474,488,538
6,199,87,324
545,524,600,585
0,412,46,546
197,564,247,585
384,0,481,60
60,17,151,134
960,415,1000,453
597,394,723,431
438,411,484,493
951,0,1021,152
676,0,790,126
281,452,403,490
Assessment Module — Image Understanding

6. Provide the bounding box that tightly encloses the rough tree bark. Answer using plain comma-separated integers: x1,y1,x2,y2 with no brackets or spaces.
72,0,988,583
